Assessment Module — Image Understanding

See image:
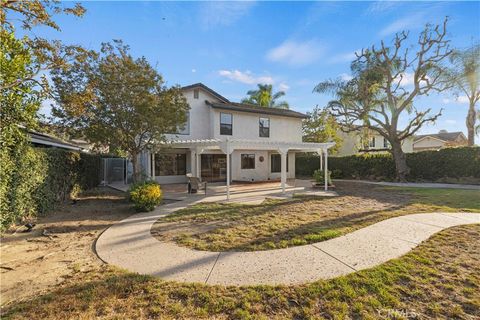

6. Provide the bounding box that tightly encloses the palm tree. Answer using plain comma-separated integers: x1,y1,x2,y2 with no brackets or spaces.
241,84,289,109
446,44,480,146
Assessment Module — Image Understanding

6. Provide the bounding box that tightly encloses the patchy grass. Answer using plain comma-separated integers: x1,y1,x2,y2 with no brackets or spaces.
3,225,479,319
152,182,480,251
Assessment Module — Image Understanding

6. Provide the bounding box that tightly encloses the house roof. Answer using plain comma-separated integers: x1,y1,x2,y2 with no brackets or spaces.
181,83,230,103
414,131,466,142
29,129,85,151
206,101,308,119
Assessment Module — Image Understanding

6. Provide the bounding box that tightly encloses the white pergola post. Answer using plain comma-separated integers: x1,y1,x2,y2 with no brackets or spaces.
189,148,196,176
220,141,233,200
324,148,328,191
279,148,288,194
151,152,156,180
226,152,230,200
317,149,323,171
195,147,202,179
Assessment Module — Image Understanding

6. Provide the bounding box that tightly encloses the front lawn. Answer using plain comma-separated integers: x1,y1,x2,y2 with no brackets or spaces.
152,182,480,251
3,224,479,319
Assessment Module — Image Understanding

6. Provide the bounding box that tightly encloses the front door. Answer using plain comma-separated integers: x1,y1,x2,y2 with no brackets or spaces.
201,154,226,182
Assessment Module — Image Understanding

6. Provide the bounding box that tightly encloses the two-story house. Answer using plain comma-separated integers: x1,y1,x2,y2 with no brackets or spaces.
140,83,335,195
337,129,414,156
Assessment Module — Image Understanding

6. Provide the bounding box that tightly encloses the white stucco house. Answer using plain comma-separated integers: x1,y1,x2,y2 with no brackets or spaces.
337,129,414,156
140,83,335,196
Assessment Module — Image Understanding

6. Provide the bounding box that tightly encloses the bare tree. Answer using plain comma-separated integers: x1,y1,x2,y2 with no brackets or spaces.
445,44,480,146
315,18,452,181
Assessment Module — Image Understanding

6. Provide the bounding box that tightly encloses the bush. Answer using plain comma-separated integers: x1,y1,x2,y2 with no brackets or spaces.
0,146,102,231
296,147,480,183
312,169,333,186
129,181,162,212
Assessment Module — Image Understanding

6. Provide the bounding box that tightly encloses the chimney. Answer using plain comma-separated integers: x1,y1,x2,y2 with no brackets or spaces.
438,129,448,133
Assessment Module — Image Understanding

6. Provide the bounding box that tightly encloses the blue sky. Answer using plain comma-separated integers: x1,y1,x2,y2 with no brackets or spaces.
34,1,480,135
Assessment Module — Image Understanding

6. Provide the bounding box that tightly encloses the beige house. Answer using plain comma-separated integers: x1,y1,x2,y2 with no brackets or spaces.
337,129,414,156
413,130,467,152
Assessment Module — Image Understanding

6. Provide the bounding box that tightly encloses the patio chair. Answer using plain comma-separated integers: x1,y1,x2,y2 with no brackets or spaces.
187,174,207,195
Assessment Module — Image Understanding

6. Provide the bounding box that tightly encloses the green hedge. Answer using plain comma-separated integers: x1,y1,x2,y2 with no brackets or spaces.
296,147,480,183
0,146,102,230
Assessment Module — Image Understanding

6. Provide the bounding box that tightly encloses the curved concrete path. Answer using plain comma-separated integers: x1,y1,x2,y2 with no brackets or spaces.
96,199,480,286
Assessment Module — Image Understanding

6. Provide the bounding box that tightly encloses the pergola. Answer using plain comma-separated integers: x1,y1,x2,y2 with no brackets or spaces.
162,138,335,200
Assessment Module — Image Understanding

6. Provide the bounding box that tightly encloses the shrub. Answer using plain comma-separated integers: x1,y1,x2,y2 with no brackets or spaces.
129,181,162,212
312,169,333,186
296,147,480,183
0,146,102,231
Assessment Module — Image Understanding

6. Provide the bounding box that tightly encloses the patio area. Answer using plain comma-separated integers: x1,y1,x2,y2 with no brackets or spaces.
109,179,337,204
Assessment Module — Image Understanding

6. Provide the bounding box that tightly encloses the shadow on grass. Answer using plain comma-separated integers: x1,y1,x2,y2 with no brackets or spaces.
3,225,479,319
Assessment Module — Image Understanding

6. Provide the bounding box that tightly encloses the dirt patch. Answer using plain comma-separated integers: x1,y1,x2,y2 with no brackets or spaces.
0,187,134,306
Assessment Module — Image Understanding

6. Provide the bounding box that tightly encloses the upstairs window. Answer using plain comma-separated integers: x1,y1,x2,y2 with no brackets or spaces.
259,117,270,137
241,154,255,169
220,112,232,135
193,89,199,99
369,137,376,148
383,138,390,148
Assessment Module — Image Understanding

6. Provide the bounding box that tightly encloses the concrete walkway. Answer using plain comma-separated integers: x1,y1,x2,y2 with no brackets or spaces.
335,179,480,190
96,199,480,286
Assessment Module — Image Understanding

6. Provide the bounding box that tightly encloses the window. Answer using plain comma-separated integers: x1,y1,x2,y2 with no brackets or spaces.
271,154,288,173
383,138,389,148
369,137,376,148
220,112,232,135
155,153,186,176
259,117,270,137
193,89,199,99
241,154,255,169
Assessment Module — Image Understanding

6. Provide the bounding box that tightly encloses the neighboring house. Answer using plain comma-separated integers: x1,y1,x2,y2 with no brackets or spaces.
140,83,334,189
413,130,467,152
29,129,86,152
337,130,414,156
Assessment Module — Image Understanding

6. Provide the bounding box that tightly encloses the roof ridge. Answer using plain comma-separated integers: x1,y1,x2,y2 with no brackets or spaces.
180,83,230,103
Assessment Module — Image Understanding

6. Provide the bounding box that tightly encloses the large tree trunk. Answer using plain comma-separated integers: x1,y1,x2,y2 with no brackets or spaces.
130,152,141,183
390,138,410,182
466,101,476,146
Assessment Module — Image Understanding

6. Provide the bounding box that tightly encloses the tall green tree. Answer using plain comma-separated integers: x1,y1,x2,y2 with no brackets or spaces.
242,84,289,109
315,18,452,181
445,44,480,146
1,1,85,228
51,41,189,181
302,106,342,154
1,1,86,94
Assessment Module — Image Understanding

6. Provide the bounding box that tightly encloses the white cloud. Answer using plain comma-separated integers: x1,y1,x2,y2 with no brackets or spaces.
445,119,457,125
191,69,196,73
199,1,255,30
218,70,274,85
266,39,325,66
328,50,359,64
339,73,353,81
279,83,290,91
442,95,469,104
365,1,402,15
379,14,425,37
